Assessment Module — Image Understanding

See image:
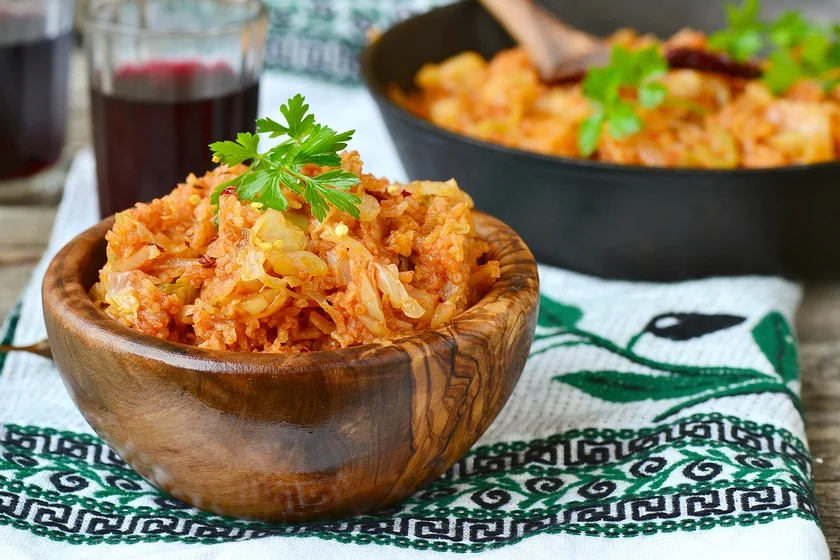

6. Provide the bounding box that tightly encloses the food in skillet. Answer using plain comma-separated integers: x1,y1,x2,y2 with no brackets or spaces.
391,0,840,168
90,95,500,352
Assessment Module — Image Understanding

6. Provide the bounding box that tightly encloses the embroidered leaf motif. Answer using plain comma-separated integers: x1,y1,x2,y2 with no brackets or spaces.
644,313,746,341
537,297,582,330
653,380,802,421
751,311,799,382
554,370,765,403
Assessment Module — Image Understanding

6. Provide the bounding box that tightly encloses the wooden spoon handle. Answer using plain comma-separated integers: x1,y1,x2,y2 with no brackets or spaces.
0,340,53,360
478,0,607,81
478,0,557,77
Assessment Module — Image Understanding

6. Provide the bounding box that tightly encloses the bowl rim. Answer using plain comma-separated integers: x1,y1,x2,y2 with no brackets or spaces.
42,211,539,376
359,0,840,178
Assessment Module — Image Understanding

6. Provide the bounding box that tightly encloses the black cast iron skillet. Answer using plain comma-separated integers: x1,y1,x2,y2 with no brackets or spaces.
360,0,840,281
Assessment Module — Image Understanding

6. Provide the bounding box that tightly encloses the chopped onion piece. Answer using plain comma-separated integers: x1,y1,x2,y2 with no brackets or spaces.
359,194,381,221
112,245,161,272
375,263,425,319
253,209,307,251
269,251,329,278
404,179,461,197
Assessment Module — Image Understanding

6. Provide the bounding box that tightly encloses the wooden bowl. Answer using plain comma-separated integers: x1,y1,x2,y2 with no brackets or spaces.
41,212,539,522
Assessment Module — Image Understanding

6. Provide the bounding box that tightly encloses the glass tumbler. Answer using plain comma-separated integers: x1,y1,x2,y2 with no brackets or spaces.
0,0,74,181
85,0,268,217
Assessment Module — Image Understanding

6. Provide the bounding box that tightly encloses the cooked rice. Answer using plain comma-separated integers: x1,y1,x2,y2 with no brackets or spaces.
90,152,500,352
391,28,840,168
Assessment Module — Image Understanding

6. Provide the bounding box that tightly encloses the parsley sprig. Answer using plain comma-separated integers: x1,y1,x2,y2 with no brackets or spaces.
578,45,668,156
209,94,361,221
708,0,764,62
763,15,840,94
709,0,840,94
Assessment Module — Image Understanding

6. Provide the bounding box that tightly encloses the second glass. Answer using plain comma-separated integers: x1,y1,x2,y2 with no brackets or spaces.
0,0,74,182
85,0,268,217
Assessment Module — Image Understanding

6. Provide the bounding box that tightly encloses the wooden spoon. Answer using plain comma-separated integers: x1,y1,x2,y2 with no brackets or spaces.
478,0,762,82
0,340,53,360
478,0,609,82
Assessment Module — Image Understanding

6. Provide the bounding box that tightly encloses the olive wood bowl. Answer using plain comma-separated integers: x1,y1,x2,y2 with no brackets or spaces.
42,212,539,522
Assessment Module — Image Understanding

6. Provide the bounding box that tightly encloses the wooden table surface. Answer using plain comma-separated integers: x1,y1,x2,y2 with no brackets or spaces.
1,52,840,555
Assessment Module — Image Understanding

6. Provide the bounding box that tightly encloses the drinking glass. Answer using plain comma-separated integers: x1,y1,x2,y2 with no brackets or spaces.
0,0,74,182
85,0,268,217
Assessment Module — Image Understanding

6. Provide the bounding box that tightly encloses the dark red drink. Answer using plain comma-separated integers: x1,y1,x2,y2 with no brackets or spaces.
0,16,72,179
90,61,260,217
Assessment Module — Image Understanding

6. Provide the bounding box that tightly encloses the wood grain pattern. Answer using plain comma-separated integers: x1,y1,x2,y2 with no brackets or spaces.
40,212,540,521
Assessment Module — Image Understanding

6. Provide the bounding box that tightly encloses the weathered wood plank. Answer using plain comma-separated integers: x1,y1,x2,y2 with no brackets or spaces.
815,482,840,554
0,207,55,322
0,208,57,248
798,284,840,343
797,291,840,556
0,265,39,323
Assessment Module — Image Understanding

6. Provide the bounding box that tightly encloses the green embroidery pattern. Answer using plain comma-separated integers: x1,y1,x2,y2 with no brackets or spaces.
0,302,21,374
535,297,803,421
0,415,818,552
262,0,451,84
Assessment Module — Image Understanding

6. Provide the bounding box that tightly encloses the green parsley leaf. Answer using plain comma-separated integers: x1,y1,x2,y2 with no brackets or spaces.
707,2,840,95
801,32,831,70
761,10,840,94
579,45,668,156
582,67,618,103
294,125,355,163
313,169,365,189
708,0,765,61
826,42,840,67
255,116,288,138
238,169,287,210
607,103,643,138
732,29,764,61
770,11,814,48
209,132,260,167
209,95,361,220
577,112,604,157
311,182,362,220
302,154,344,167
303,180,330,222
278,94,316,139
639,82,668,108
728,0,760,28
295,170,363,221
635,47,668,82
763,49,805,94
278,169,304,196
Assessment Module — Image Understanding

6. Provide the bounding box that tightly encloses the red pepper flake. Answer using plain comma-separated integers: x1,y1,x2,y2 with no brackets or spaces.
199,255,217,268
221,186,237,196
665,47,762,80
